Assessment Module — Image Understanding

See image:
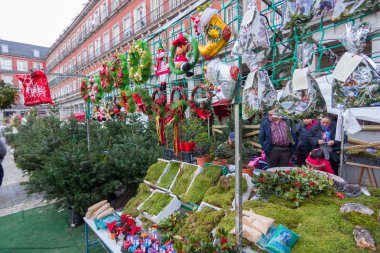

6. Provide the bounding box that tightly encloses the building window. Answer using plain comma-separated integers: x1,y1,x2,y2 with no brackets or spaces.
88,43,94,60
17,60,28,71
83,49,87,63
0,58,12,70
152,0,162,21
101,1,109,21
1,44,8,53
170,0,183,9
87,17,93,32
111,0,119,12
94,9,100,27
77,53,82,65
95,37,101,56
103,32,110,51
112,24,120,46
122,14,132,38
33,50,40,58
1,75,13,84
134,4,146,32
33,62,43,70
225,5,236,25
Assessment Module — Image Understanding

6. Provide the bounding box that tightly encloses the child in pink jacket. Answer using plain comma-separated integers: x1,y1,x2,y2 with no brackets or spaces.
306,148,335,174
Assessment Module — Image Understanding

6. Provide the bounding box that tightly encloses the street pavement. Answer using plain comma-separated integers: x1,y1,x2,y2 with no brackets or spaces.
0,145,45,217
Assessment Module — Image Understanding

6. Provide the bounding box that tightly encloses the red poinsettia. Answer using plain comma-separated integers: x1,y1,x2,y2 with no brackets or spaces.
107,220,118,233
129,224,141,235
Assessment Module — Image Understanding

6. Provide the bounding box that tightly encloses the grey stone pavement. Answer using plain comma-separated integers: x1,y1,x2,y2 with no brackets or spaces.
0,145,45,217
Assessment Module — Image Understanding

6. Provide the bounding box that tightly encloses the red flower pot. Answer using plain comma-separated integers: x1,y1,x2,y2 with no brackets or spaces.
181,142,196,152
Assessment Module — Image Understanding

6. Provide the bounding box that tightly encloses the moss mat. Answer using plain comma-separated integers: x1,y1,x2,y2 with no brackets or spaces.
158,161,180,190
123,183,151,217
140,192,173,216
217,188,380,253
171,164,198,198
0,204,105,253
144,160,168,185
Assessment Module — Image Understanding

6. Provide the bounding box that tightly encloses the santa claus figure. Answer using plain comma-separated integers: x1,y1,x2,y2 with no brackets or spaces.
173,32,193,77
154,42,170,91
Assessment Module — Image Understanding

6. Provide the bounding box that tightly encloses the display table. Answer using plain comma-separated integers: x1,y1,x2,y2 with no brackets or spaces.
345,162,379,187
84,213,122,253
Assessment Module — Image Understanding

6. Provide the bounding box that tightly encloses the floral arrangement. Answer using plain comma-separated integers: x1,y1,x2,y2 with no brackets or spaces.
252,167,335,207
111,53,129,90
80,79,91,103
99,62,115,93
128,40,152,84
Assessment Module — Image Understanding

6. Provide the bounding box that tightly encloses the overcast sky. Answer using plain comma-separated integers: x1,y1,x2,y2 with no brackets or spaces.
0,0,88,47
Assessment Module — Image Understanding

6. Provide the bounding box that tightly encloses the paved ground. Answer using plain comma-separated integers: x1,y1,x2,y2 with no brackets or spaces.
0,145,45,217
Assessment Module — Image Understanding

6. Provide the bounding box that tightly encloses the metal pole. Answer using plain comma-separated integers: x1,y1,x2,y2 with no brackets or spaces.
234,104,243,252
86,102,91,151
338,109,345,176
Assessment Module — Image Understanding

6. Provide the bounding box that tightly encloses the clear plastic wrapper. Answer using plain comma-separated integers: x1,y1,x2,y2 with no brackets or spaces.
333,23,380,108
332,0,379,21
242,69,277,120
231,0,269,58
279,42,327,119
282,0,314,29
313,0,337,17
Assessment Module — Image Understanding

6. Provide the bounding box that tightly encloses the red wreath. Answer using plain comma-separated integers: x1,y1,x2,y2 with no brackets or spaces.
152,88,167,145
99,62,114,93
188,84,213,120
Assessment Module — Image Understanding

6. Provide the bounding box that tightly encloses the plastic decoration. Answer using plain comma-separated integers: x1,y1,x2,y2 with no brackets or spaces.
333,23,380,108
313,0,336,18
279,42,327,119
111,53,129,90
242,70,277,120
80,78,91,103
231,0,269,58
152,88,167,145
167,87,188,156
154,41,170,91
128,40,152,84
169,32,199,77
188,84,213,120
282,0,314,29
332,0,379,21
133,87,153,115
192,3,232,60
89,74,103,104
16,70,53,106
120,89,137,113
206,58,240,103
99,62,114,93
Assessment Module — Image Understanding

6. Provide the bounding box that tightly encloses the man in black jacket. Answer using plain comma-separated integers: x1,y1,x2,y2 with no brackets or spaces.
295,119,317,166
259,110,297,168
0,139,6,187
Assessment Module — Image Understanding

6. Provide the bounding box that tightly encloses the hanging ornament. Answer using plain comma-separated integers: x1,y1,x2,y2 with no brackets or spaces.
16,70,53,106
134,87,153,115
191,3,232,60
154,41,170,91
152,88,167,145
128,40,152,84
80,78,91,103
188,84,213,120
99,62,114,93
89,74,103,104
120,89,137,113
166,87,188,156
169,32,199,77
111,53,129,91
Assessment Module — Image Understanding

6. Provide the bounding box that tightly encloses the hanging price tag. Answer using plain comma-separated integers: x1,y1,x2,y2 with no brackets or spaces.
332,52,363,82
292,68,309,91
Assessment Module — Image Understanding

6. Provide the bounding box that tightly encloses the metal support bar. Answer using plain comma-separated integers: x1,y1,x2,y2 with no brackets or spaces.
0,69,87,78
234,104,242,252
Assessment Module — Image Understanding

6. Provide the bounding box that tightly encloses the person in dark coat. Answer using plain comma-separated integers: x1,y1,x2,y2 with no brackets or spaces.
308,116,341,175
295,119,317,166
259,110,297,168
0,139,6,187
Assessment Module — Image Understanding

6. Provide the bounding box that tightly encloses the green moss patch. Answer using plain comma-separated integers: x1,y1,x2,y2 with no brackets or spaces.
182,164,222,204
140,191,173,216
237,189,380,253
203,175,248,209
171,164,198,198
178,208,226,239
158,161,181,189
145,160,168,184
123,183,151,217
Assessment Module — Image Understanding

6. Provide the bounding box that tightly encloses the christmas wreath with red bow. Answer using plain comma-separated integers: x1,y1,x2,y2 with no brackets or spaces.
188,84,213,120
128,40,152,84
99,62,115,93
133,87,153,115
120,89,137,113
152,88,167,145
89,74,103,104
111,53,129,90
167,87,188,156
80,78,91,103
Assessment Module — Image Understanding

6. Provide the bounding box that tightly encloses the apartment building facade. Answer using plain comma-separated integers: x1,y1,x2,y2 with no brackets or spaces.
0,39,48,120
46,0,218,118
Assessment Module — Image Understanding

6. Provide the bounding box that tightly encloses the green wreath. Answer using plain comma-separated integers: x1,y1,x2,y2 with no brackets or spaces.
128,40,152,84
120,89,136,113
189,84,213,119
111,53,129,90
80,78,91,103
134,87,153,115
207,25,223,44
99,61,114,93
169,33,199,75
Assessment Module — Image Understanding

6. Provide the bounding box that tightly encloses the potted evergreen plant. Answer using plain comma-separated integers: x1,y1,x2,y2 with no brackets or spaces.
213,142,229,166
194,132,211,167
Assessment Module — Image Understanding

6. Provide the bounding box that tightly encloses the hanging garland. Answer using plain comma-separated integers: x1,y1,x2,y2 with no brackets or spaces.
168,33,199,75
89,74,103,104
111,53,129,90
80,78,91,103
188,84,213,120
167,87,188,156
119,89,136,113
134,87,153,115
152,88,167,145
99,61,114,93
128,40,152,84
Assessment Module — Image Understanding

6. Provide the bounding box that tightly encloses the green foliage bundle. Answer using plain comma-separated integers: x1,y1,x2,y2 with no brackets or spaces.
0,80,18,110
13,114,162,214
